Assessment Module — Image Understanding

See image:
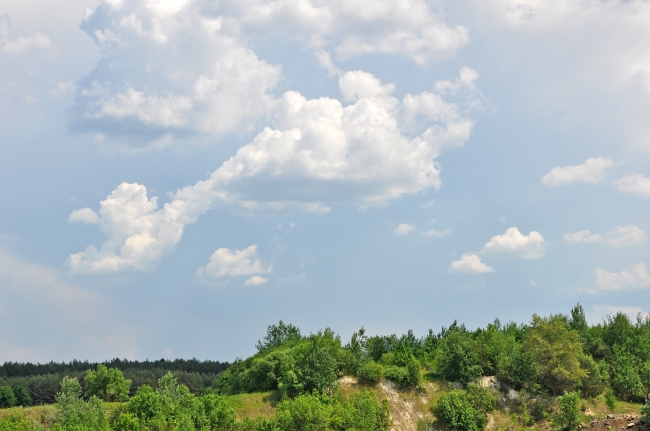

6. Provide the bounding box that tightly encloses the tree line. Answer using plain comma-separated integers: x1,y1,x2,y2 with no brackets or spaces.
0,359,229,378
0,303,649,431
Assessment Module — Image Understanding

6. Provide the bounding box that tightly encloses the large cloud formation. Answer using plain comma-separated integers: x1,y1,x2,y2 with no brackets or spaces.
70,0,470,149
68,68,478,273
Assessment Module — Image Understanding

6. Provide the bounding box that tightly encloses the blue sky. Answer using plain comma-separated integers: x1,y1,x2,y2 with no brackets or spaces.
1,0,650,363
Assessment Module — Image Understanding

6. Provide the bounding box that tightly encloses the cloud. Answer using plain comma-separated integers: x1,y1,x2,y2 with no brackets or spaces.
72,0,471,149
541,157,613,187
244,275,268,286
67,182,207,273
196,245,272,278
2,32,53,54
69,68,477,272
69,208,100,224
591,263,650,292
614,173,650,197
564,230,602,244
448,253,495,274
564,225,646,247
218,0,470,65
605,225,647,247
395,223,415,235
72,0,282,149
423,228,451,237
480,227,545,259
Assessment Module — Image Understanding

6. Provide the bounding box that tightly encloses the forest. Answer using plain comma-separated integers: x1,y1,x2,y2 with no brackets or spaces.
0,303,649,431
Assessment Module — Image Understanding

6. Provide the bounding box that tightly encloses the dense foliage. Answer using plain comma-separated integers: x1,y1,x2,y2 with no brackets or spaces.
1,304,649,431
433,384,496,431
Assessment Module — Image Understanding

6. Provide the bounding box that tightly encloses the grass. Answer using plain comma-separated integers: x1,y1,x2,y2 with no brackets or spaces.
226,391,280,419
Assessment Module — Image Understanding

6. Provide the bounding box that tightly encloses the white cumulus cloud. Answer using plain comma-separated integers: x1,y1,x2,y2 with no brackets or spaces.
448,253,494,274
244,275,268,286
217,0,470,65
591,263,650,292
72,0,471,149
605,225,647,247
614,174,650,197
69,208,100,224
481,227,545,259
69,68,478,272
197,245,272,279
67,182,210,273
395,223,415,235
541,157,613,187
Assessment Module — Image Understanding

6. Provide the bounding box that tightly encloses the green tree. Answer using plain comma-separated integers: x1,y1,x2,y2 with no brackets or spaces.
54,376,109,431
611,346,643,401
201,393,236,430
275,393,331,431
357,361,383,386
256,321,302,351
554,391,580,431
342,390,390,431
12,386,32,407
438,328,483,384
523,315,586,395
577,354,609,398
433,387,494,431
0,386,17,408
85,365,131,402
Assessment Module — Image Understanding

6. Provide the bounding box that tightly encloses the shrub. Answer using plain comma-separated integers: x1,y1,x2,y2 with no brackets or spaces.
275,393,332,431
641,392,649,417
437,329,483,385
111,412,139,431
201,393,236,430
0,385,16,408
54,377,109,431
0,409,40,431
554,391,580,431
605,389,617,412
530,398,550,422
384,358,420,388
357,362,383,386
12,386,32,407
85,365,131,402
434,390,487,431
343,390,390,431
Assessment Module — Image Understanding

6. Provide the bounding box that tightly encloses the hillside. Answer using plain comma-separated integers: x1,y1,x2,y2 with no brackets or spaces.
0,304,648,430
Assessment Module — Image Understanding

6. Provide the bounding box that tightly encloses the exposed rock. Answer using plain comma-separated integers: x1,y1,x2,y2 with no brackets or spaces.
586,414,644,431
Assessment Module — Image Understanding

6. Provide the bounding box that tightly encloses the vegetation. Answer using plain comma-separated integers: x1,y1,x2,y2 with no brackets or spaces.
0,303,648,431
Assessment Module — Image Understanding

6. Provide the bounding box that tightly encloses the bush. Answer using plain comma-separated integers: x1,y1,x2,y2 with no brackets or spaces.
357,362,383,386
0,409,41,431
641,392,649,417
275,393,332,431
434,390,488,431
0,385,16,408
12,386,32,407
342,390,390,431
437,329,483,385
201,393,236,430
55,377,109,431
384,358,420,388
85,365,131,402
554,391,580,431
605,389,617,412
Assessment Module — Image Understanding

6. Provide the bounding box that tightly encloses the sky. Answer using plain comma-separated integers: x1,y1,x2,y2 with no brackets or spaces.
1,0,650,363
